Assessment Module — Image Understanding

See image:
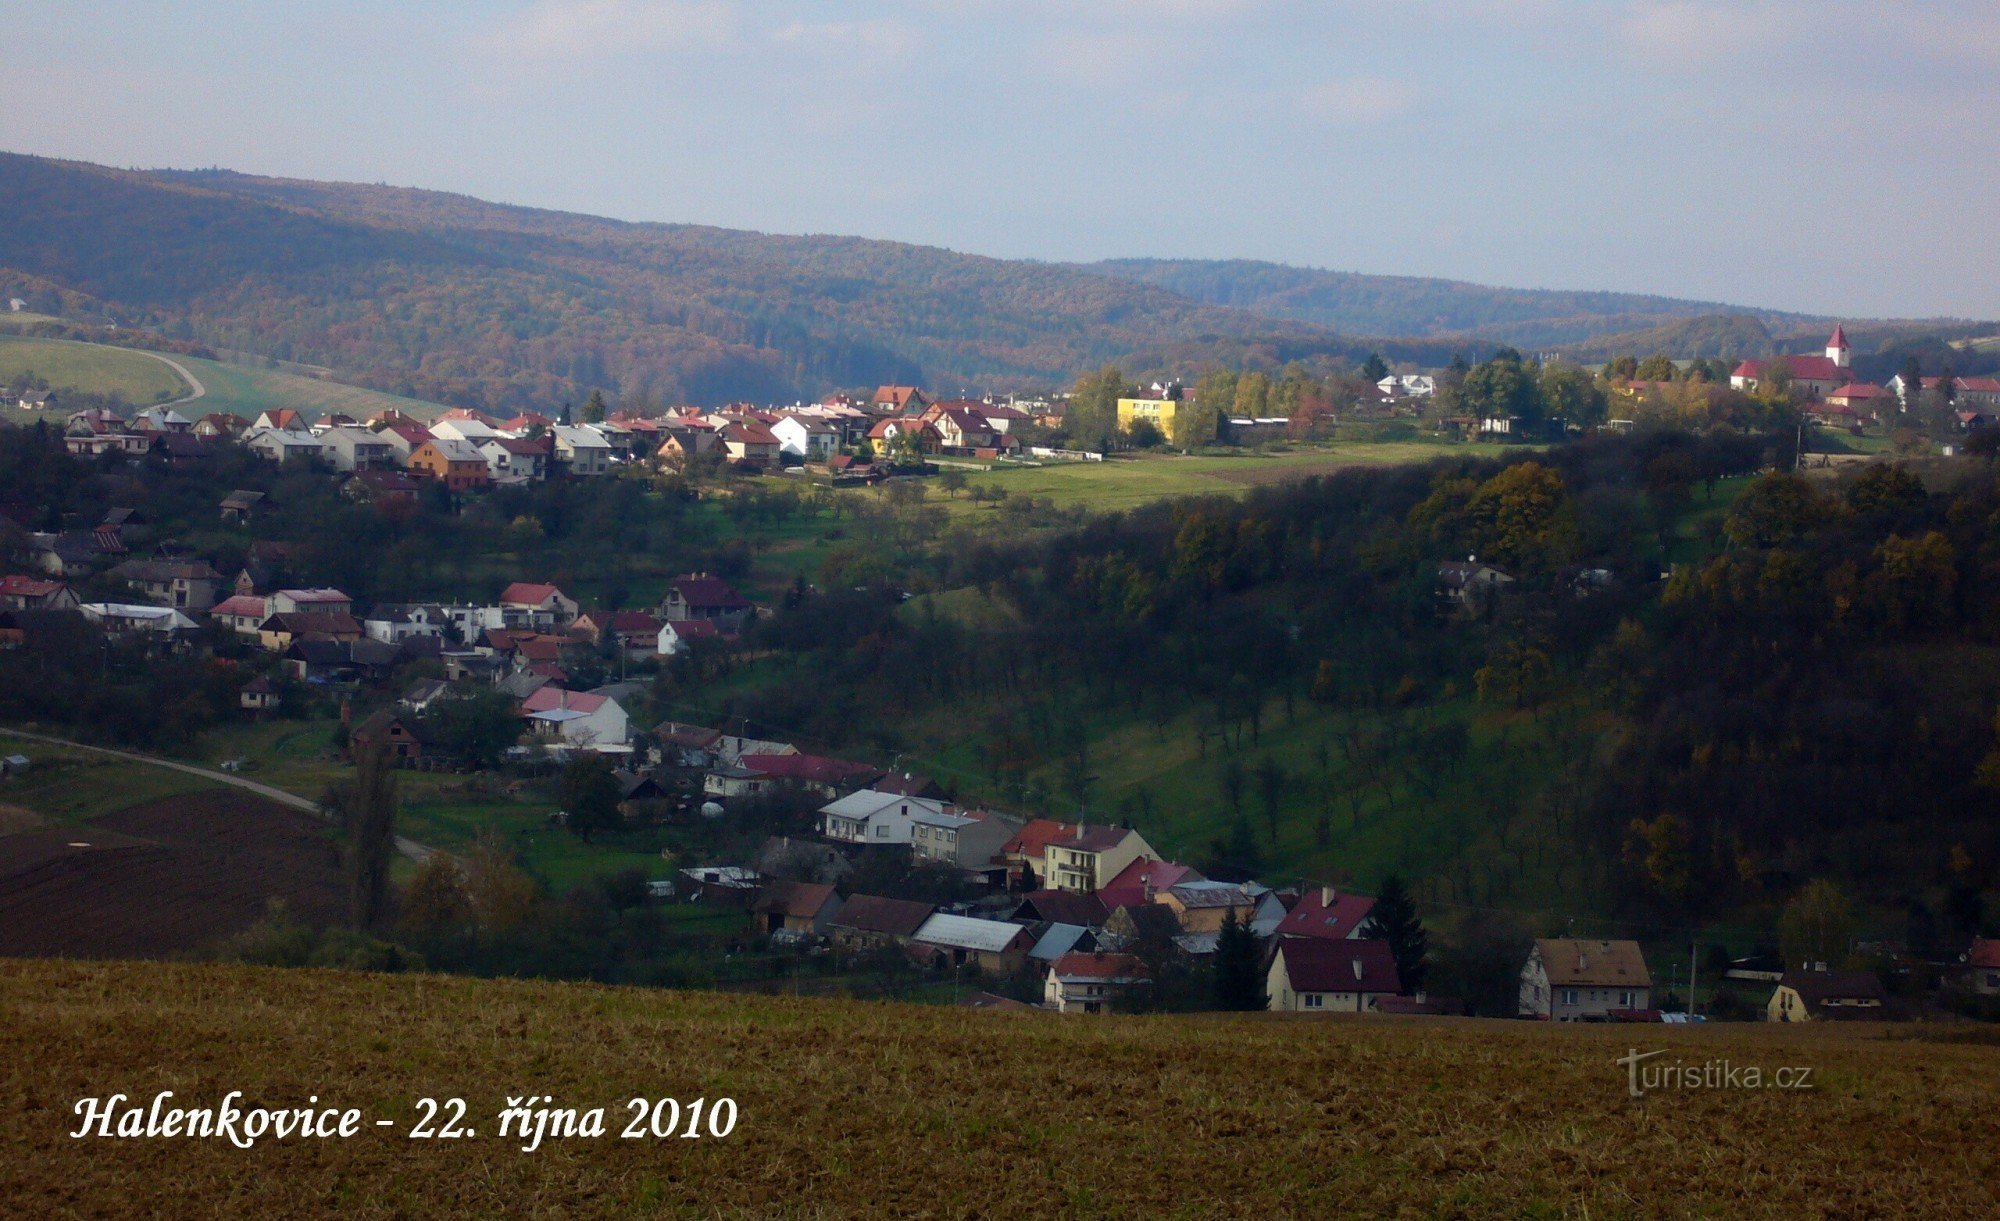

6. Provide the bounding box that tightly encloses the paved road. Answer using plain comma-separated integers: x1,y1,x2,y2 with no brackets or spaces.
131,349,207,409
0,727,434,861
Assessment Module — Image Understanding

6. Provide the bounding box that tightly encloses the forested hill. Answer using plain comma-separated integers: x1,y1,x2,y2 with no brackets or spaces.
0,154,1369,411
1087,257,1821,348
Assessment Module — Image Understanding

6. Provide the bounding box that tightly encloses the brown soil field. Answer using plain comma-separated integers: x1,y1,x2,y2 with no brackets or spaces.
3,960,1998,1216
0,792,344,958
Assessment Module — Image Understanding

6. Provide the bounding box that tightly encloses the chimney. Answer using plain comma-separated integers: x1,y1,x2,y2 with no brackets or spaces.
1321,885,1336,907
1142,873,1155,903
1352,958,1364,982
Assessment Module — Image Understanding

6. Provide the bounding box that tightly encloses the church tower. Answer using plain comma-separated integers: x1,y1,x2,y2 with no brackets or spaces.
1826,324,1851,369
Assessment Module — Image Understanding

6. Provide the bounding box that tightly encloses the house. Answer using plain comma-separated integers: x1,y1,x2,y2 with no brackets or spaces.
364,604,451,644
107,559,224,611
909,809,1023,881
816,789,952,846
16,389,52,411
910,913,1035,974
703,764,771,800
371,419,435,461
77,603,199,639
1012,889,1109,929
867,416,941,456
519,686,630,746
132,406,193,434
0,575,79,612
662,573,749,622
208,594,271,634
1044,951,1150,1014
679,865,763,904
270,589,355,617
252,408,307,433
730,752,880,798
498,582,580,630
654,722,724,768
243,428,326,465
772,413,840,462
1268,939,1400,1013
259,612,364,653
657,618,731,657
1095,858,1202,912
1519,939,1652,1020
317,426,395,472
999,818,1080,890
219,490,266,524
399,678,454,713
1025,922,1097,969
571,610,661,659
1097,903,1183,954
552,425,615,475
1966,939,2000,996
239,675,280,712
1767,968,1887,1022
1438,560,1514,603
1115,395,1188,439
1042,824,1159,894
408,438,492,491
750,881,844,939
719,420,781,468
428,417,505,446
1730,327,1857,398
828,895,936,952
1157,881,1263,935
477,436,550,483
193,413,247,441
343,469,424,507
1272,886,1378,942
871,385,929,413
352,709,426,761
929,404,997,451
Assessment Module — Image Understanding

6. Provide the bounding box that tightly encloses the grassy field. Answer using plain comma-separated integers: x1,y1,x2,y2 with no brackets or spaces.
4,959,1997,1215
951,440,1522,514
0,742,221,825
0,333,189,404
174,353,453,423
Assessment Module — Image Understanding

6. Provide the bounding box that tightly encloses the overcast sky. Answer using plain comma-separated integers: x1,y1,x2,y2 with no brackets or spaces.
4,1,1997,318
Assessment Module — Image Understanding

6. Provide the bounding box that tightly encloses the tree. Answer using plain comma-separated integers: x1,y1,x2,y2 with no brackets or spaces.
561,754,622,843
1232,370,1271,419
342,739,399,930
1363,875,1428,993
579,389,608,424
1723,472,1822,548
1169,396,1219,448
1125,417,1165,449
463,830,538,933
1254,756,1286,843
1779,879,1857,970
1602,355,1639,381
1844,464,1925,515
1067,365,1126,452
1361,352,1389,383
938,468,968,499
1220,757,1246,818
1634,353,1677,382
401,853,472,937
1899,355,1922,412
1458,351,1542,430
1538,360,1607,427
419,690,522,768
1211,907,1267,1010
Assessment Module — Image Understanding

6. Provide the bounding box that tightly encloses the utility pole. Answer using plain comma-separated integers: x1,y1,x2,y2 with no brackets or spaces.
1689,937,1698,1019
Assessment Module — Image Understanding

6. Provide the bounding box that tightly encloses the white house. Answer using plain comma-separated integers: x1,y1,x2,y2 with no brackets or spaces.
1267,939,1402,1013
520,686,630,746
242,427,326,464
552,426,614,475
318,425,395,472
772,413,841,461
1519,939,1652,1020
364,604,451,644
816,790,951,846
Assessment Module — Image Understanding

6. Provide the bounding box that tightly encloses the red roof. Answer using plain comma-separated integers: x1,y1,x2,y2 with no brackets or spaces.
1969,938,2000,970
1273,888,1377,941
1735,355,1848,383
738,753,879,787
1002,818,1078,860
1961,378,2000,394
209,594,268,618
1102,858,1198,895
1827,324,1848,350
380,420,433,446
599,611,661,634
0,575,63,598
1277,938,1401,995
1050,951,1149,981
501,582,566,607
663,618,722,640
670,575,748,612
1826,382,1889,400
520,687,608,715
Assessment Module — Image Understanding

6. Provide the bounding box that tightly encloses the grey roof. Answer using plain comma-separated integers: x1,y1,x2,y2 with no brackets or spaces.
1027,922,1091,962
912,913,1029,954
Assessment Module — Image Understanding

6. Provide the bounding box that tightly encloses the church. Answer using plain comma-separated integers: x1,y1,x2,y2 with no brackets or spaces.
1729,327,1858,399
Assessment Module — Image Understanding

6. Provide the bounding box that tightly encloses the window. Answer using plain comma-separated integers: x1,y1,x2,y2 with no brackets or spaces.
1303,994,1323,1009
1560,989,1578,1006
1619,991,1633,1009
875,826,888,838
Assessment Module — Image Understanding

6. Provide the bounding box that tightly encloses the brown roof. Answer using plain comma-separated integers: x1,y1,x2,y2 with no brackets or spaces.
1014,890,1109,927
1534,939,1651,988
1278,939,1401,995
1050,951,1149,981
752,880,839,920
1779,968,1885,1008
828,894,934,938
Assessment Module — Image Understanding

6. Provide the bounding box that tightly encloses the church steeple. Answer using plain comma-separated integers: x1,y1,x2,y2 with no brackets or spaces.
1826,325,1850,369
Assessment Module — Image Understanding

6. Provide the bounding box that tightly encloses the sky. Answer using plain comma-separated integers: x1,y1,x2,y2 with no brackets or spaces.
4,1,1998,319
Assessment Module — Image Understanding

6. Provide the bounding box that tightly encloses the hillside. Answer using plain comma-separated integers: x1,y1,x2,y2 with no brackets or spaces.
1088,257,1818,347
0,154,1363,412
6,959,1997,1215
0,334,190,404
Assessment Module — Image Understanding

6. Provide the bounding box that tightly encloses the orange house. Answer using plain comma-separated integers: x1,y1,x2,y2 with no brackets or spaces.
409,438,492,492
